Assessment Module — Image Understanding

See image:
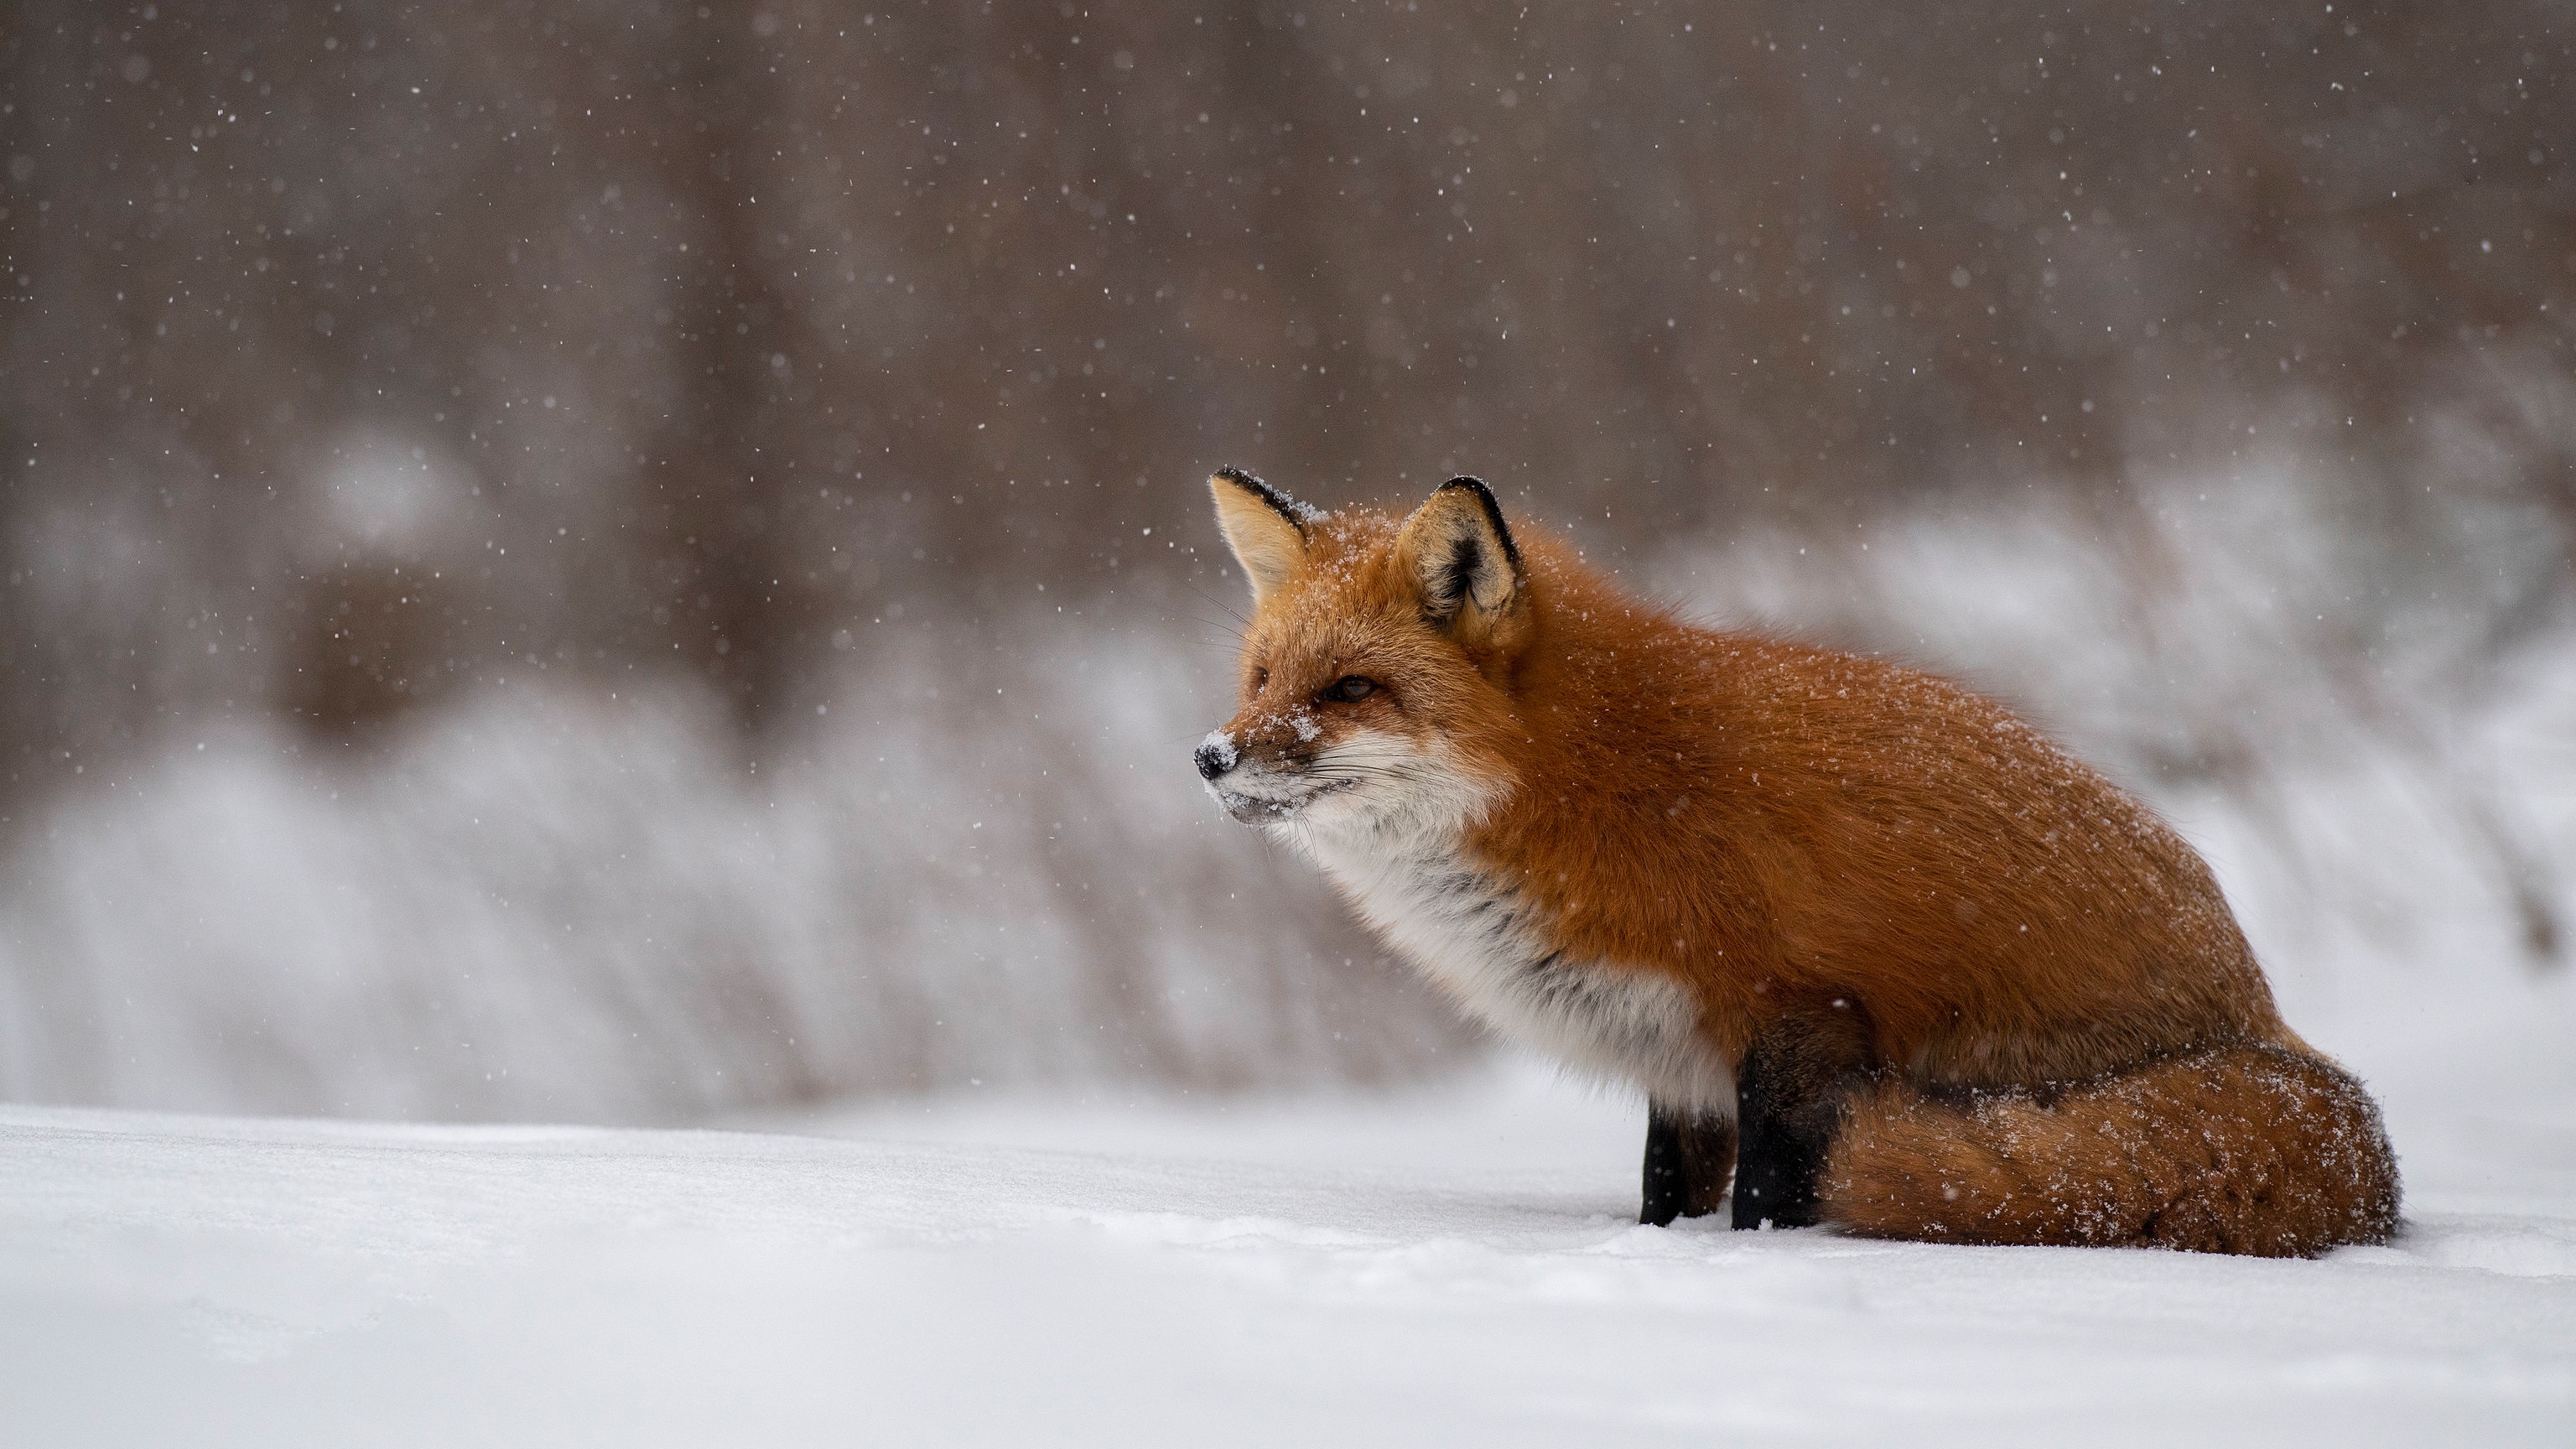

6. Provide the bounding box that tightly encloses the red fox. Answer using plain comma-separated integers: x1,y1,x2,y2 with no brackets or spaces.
1195,468,2399,1256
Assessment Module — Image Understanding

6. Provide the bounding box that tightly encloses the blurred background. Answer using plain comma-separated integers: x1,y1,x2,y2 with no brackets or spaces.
2,0,2568,1124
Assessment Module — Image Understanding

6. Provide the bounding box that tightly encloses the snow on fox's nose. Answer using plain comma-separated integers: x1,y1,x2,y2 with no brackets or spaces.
1193,730,1240,781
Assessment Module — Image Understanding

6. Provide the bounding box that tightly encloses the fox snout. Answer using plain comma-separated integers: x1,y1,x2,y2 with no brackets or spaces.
1195,725,1332,826
1194,728,1270,822
1192,733,1239,782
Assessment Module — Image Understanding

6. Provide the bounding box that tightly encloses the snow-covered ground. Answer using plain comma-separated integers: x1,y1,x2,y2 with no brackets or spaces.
8,995,2575,1447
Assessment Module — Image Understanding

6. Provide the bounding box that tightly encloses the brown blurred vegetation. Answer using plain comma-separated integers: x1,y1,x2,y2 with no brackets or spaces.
5,0,2569,808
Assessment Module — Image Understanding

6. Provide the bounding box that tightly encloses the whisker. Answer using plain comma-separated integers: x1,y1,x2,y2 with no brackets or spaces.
1181,579,1250,631
1168,610,1249,640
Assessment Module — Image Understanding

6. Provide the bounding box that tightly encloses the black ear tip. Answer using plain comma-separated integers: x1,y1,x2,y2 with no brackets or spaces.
1432,475,1520,570
1211,465,1311,535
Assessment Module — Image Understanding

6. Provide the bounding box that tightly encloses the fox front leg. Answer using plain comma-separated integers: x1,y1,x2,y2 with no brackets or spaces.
1731,1000,1877,1230
1640,1104,1737,1226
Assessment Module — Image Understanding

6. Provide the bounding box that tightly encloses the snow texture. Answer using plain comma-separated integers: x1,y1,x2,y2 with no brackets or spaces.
7,1014,2573,1447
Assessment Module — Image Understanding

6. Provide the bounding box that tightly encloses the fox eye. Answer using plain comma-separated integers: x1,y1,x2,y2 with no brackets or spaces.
1249,667,1270,692
1328,675,1377,703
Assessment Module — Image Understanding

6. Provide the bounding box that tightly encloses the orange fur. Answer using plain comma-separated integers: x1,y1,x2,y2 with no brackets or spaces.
1825,1044,2398,1256
1201,471,2399,1255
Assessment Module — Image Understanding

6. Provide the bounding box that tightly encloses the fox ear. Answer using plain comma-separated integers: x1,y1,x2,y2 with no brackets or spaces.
1395,476,1525,636
1209,466,1310,605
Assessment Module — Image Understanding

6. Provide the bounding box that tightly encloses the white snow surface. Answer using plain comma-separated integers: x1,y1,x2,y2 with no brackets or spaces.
8,1006,2576,1447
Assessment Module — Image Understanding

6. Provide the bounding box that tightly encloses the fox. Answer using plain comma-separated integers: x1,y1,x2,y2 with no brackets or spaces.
1193,467,2400,1256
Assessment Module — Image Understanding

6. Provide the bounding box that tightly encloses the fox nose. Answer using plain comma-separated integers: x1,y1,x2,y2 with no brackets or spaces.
1193,738,1236,781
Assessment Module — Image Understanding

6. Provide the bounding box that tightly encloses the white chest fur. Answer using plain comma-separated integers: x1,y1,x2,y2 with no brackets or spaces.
1299,832,1737,1118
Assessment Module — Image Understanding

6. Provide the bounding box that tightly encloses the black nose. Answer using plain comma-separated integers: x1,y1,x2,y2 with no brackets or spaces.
1194,740,1234,781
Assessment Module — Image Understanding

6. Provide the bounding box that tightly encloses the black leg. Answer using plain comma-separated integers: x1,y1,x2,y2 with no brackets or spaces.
1732,1048,1827,1228
1731,1002,1877,1231
1642,1106,1687,1226
1641,1103,1737,1226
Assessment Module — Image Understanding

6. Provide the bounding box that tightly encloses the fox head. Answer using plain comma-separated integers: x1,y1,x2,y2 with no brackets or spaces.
1196,467,1533,842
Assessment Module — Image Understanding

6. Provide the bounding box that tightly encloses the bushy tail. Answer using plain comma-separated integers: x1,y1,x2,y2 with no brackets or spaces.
1820,1042,2400,1257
